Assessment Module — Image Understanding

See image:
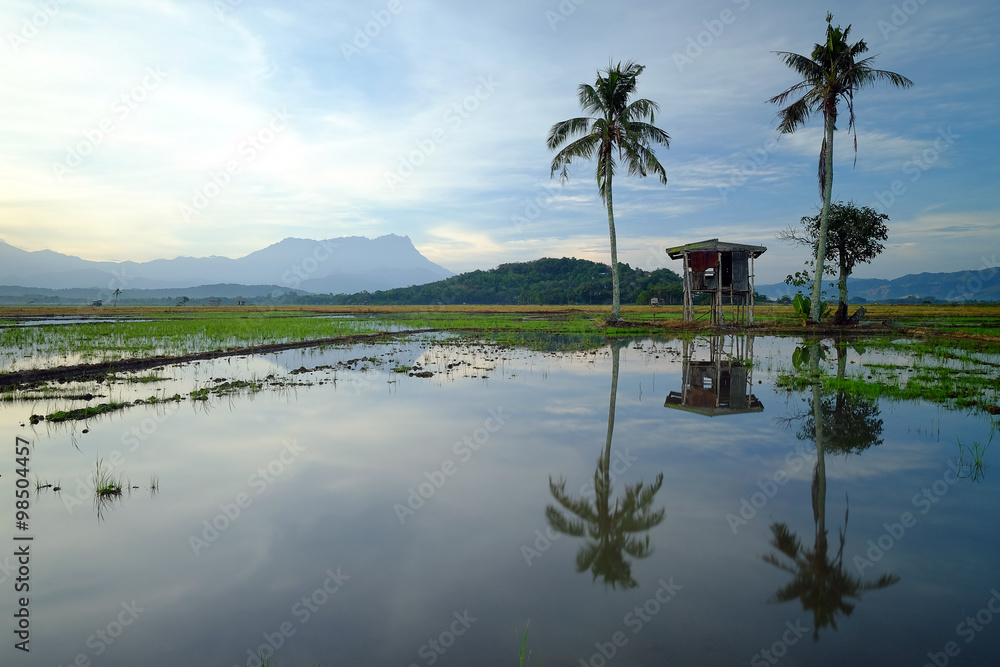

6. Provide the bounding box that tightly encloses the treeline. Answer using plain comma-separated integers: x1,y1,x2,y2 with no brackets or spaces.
5,258,690,307
328,257,684,306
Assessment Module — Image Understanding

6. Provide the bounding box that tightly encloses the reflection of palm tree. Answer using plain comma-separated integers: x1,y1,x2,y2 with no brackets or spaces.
799,341,883,455
789,341,883,455
547,341,665,589
766,340,897,639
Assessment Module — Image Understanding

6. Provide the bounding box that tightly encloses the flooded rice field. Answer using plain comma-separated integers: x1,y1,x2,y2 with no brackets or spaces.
1,334,998,666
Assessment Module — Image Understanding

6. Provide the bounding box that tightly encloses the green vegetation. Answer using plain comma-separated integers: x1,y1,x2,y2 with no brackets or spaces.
93,458,125,497
792,293,830,325
777,338,1000,413
518,622,540,667
44,401,130,423
0,312,395,370
781,201,889,323
325,258,684,307
190,380,264,401
958,435,991,483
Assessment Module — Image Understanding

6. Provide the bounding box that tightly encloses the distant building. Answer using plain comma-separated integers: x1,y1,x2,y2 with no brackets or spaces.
92,300,103,307
666,238,766,326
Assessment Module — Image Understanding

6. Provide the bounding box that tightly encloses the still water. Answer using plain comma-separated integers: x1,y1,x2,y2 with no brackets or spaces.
1,335,998,667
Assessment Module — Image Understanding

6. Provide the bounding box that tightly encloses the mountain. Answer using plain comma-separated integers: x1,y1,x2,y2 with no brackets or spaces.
0,235,452,295
755,269,1000,303
0,283,308,305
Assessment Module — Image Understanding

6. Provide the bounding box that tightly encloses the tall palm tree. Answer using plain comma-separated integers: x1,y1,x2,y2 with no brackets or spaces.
768,13,911,323
548,61,670,322
546,341,665,588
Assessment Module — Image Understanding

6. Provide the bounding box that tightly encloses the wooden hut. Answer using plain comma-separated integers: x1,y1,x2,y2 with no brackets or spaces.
664,335,763,417
666,239,766,326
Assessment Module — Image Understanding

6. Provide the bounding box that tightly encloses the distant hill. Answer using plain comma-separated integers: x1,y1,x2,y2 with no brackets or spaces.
0,258,684,306
0,234,452,296
756,269,1000,303
322,257,684,306
0,283,307,305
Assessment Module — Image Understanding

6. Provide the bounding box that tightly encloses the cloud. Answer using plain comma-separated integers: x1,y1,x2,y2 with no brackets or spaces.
0,0,996,284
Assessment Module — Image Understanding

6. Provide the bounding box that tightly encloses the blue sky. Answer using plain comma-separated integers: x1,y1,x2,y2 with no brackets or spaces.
1,0,996,283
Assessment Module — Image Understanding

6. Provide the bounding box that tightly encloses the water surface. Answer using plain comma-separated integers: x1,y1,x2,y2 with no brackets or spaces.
1,335,998,667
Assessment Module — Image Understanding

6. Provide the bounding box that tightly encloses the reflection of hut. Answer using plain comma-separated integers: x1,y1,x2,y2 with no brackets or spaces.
666,239,766,326
664,336,763,417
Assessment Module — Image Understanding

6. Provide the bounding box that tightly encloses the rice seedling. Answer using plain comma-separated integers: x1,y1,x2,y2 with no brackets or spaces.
93,458,125,497
518,621,541,667
958,429,993,483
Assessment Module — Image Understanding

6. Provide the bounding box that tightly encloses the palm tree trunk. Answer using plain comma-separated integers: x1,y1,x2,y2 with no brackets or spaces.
604,342,620,471
835,255,849,324
810,343,827,559
811,117,835,323
596,341,621,517
606,178,621,322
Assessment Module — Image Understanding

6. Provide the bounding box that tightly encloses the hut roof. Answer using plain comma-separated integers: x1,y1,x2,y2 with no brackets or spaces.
665,238,767,260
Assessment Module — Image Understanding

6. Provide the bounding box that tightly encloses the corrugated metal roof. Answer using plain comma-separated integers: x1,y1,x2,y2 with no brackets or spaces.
665,238,767,259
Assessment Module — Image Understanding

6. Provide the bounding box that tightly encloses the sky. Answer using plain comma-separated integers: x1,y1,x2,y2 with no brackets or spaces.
0,0,997,284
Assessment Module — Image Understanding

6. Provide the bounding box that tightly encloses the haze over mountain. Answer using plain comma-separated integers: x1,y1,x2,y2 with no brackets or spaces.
756,268,1000,303
0,235,453,295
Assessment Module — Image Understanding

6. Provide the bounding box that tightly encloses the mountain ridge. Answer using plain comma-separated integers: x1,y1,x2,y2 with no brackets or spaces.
755,267,1000,302
0,234,453,295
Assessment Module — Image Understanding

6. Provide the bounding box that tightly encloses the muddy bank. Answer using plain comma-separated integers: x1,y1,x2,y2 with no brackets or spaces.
0,329,433,390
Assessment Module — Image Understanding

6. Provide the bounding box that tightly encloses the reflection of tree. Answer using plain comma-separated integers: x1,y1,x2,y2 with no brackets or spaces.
789,341,883,455
547,341,665,589
766,340,898,639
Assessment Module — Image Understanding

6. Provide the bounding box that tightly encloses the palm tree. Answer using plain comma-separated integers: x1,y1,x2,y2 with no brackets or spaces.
768,13,911,323
112,288,122,307
548,61,670,322
546,341,665,588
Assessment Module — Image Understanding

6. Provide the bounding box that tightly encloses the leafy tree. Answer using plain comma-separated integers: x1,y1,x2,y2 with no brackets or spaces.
780,201,889,323
768,13,911,323
548,61,670,322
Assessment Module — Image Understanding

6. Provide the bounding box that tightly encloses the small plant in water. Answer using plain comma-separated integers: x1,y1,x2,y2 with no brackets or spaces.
958,436,991,483
93,458,124,497
518,621,540,667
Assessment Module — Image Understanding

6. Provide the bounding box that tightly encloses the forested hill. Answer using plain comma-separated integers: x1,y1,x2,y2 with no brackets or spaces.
328,257,683,306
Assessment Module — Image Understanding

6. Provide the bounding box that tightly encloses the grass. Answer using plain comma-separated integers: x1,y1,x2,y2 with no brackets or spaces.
3,304,1000,376
518,622,540,667
93,458,125,497
776,337,1000,414
43,401,130,423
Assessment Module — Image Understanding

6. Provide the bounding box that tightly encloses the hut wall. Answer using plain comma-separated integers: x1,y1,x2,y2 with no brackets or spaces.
732,251,749,292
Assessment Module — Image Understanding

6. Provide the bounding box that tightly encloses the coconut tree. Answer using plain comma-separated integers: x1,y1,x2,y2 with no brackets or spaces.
548,61,670,322
768,13,911,323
